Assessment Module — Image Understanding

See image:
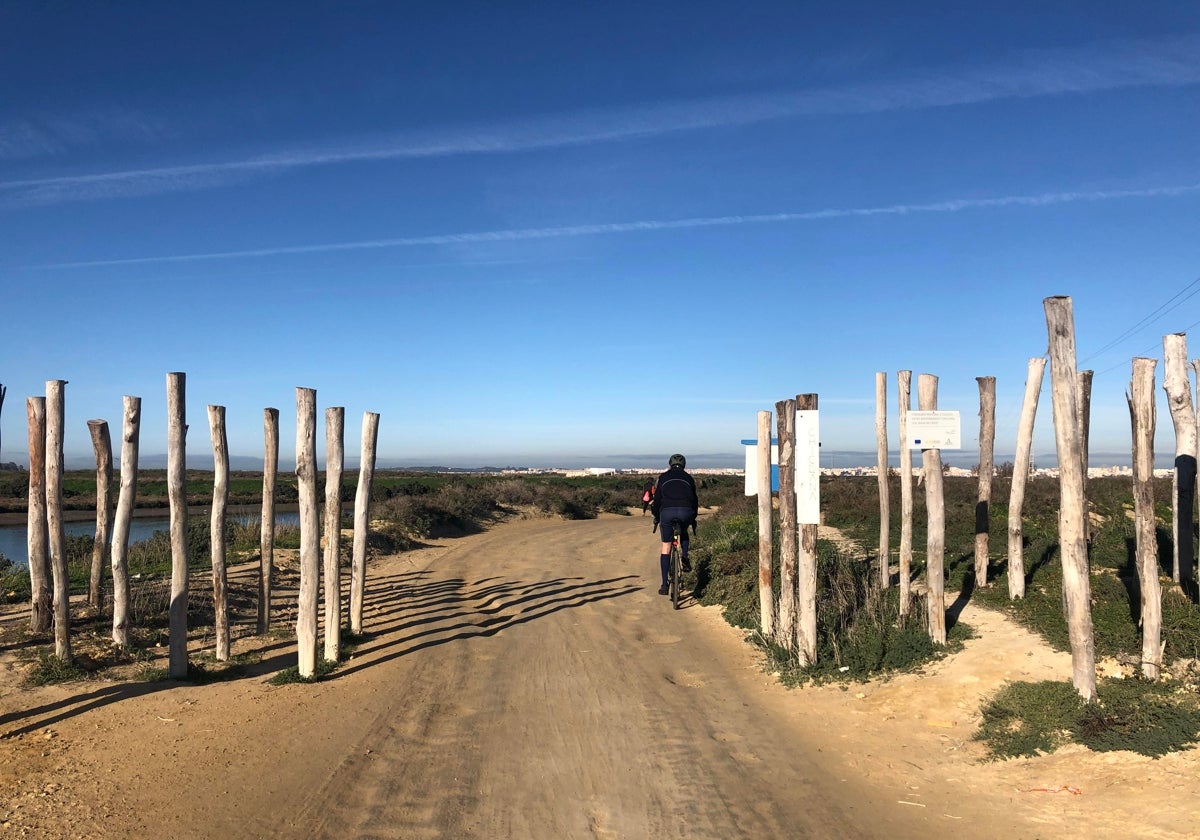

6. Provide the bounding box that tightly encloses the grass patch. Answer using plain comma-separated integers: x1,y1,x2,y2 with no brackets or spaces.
25,652,86,686
268,657,339,685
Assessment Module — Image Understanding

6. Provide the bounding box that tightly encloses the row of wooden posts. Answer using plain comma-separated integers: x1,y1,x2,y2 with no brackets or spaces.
24,373,380,680
756,296,1199,701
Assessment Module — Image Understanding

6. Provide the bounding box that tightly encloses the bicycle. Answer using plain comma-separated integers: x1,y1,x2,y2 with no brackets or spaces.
668,519,683,610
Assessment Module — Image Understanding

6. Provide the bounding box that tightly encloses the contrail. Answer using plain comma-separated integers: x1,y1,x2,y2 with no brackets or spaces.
4,32,1198,206
40,181,1200,269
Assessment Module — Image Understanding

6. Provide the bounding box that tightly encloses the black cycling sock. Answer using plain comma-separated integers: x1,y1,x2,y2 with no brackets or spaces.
659,553,670,585
680,539,689,559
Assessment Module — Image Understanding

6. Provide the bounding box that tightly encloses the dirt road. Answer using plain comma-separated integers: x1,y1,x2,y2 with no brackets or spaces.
3,512,1197,838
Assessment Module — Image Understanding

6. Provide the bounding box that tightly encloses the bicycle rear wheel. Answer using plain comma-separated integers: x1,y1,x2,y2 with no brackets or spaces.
670,526,682,610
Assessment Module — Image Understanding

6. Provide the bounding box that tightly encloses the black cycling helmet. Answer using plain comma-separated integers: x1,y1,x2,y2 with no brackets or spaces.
668,453,686,469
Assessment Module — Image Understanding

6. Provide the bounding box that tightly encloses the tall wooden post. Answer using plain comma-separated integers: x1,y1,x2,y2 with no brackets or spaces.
259,407,280,634
1007,357,1046,600
918,375,946,645
323,406,345,663
1128,358,1162,679
1163,333,1197,600
797,393,819,666
875,373,890,589
87,419,113,609
756,410,775,640
897,371,914,617
296,388,320,678
1076,369,1094,545
775,398,797,653
26,397,51,633
350,411,380,635
167,372,189,679
975,376,996,587
1043,296,1097,701
46,381,71,661
110,396,140,647
208,405,230,661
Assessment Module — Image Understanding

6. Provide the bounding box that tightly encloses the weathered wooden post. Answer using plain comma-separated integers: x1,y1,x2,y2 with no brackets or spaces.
1163,333,1197,600
918,374,946,645
296,387,320,678
975,376,996,587
87,419,113,609
1007,357,1046,600
775,398,797,653
1077,369,1094,545
756,410,775,640
259,407,279,634
26,396,51,633
1128,357,1162,680
46,380,72,662
323,406,345,663
1043,296,1097,701
350,411,380,636
110,396,140,647
897,371,913,616
167,372,189,679
208,405,230,661
797,393,819,666
875,372,890,589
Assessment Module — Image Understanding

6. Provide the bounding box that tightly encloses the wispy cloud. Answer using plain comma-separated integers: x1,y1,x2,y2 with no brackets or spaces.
39,181,1200,269
4,32,1198,207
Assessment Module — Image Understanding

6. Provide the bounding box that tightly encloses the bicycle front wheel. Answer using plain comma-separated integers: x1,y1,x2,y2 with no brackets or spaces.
670,542,681,609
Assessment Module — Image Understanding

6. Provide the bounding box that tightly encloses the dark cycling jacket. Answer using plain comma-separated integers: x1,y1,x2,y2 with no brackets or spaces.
651,466,698,520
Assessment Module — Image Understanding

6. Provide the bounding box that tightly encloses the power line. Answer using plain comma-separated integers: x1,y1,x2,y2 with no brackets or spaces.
1079,274,1200,366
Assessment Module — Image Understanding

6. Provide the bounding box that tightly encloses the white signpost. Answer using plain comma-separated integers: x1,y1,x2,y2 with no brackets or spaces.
742,409,821,525
906,410,962,449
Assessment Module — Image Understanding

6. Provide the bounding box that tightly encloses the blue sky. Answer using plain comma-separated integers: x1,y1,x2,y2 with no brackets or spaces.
2,1,1198,469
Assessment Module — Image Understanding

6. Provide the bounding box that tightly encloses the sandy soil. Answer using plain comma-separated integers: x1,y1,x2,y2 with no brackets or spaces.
1,510,1197,839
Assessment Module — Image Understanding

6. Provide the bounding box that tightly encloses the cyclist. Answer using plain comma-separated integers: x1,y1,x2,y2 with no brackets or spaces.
650,453,699,596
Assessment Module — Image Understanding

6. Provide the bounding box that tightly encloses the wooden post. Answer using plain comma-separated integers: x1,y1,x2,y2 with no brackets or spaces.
350,411,380,636
897,371,913,617
775,398,797,653
26,396,51,633
46,380,71,661
167,372,189,679
296,388,319,678
756,410,775,640
1077,370,1094,544
110,396,140,647
875,373,890,589
323,406,345,663
1163,334,1197,600
797,393,819,666
208,405,230,661
87,419,113,609
259,407,279,634
918,374,946,645
1128,358,1162,680
1043,296,1097,701
974,376,996,587
1007,357,1046,600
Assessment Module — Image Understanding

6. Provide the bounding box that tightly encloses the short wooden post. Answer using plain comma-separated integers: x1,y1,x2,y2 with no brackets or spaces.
756,410,775,640
87,419,113,609
259,407,279,634
167,372,189,679
775,398,797,653
875,373,890,589
797,393,819,666
110,396,140,647
350,411,380,636
323,406,345,663
1007,357,1046,600
975,376,996,587
897,371,914,616
296,388,320,678
46,380,71,662
1128,358,1162,679
26,397,51,633
1043,296,1097,701
918,374,946,645
1163,333,1197,599
208,405,230,661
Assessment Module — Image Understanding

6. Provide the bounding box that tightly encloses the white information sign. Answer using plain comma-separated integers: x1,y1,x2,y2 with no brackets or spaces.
906,410,961,449
796,410,820,524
